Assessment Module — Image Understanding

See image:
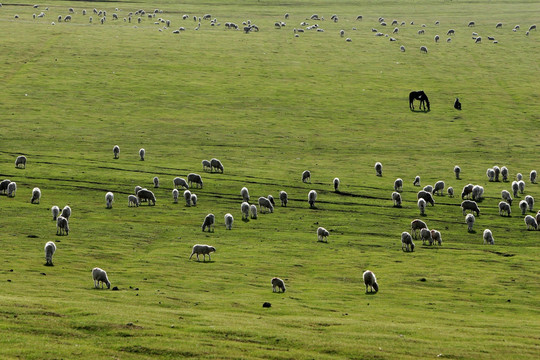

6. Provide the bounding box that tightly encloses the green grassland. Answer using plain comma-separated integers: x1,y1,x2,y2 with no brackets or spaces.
0,0,539,358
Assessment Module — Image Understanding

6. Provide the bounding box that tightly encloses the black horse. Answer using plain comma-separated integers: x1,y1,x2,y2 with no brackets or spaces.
409,90,430,111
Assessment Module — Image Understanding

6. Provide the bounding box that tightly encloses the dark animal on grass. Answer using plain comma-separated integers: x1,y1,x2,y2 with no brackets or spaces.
409,91,430,111
454,98,461,110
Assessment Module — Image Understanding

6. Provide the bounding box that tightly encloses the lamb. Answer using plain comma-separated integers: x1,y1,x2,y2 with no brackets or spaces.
0,179,11,194
472,185,484,201
302,170,311,183
493,166,501,182
417,190,435,206
401,232,415,252
241,187,250,202
333,177,340,192
519,200,528,215
250,204,258,219
280,191,288,206
56,216,69,235
524,215,538,230
486,168,495,181
465,213,475,232
210,158,224,173
420,227,432,245
44,241,56,266
317,227,329,242
530,170,537,184
363,270,379,293
433,181,445,196
51,206,60,220
7,182,17,197
461,200,480,216
483,229,494,245
447,187,454,197
525,195,534,211
187,173,203,188
172,189,179,203
518,180,525,194
137,189,156,205
258,197,274,213
61,205,71,220
189,244,216,261
413,176,420,186
224,213,234,230
394,178,403,192
512,181,519,197
454,165,461,179
92,267,111,289
498,201,511,217
268,195,276,207
461,184,474,199
411,219,427,239
173,177,189,189
190,194,197,206
501,166,509,182
31,187,41,204
241,202,250,220
15,155,27,168
139,148,145,161
153,176,159,188
202,159,211,171
517,173,523,181
418,198,426,215
374,162,382,176
113,145,120,159
308,190,317,208
105,191,114,208
202,214,215,232
128,194,140,207
392,191,402,207
423,185,433,193
271,277,286,292
430,230,442,245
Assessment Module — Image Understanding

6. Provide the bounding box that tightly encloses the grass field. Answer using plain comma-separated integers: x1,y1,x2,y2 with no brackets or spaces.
1,1,539,359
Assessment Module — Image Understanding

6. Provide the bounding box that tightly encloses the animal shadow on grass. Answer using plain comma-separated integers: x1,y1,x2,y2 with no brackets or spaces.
365,291,378,296
468,229,477,234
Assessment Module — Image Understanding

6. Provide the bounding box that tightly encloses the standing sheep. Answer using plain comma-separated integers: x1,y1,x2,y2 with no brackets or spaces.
280,191,288,206
518,180,525,194
525,195,534,211
413,176,420,186
333,177,340,192
517,173,523,181
135,185,142,195
128,194,140,207
187,173,203,188
241,187,250,202
498,201,511,216
173,177,189,189
430,230,442,245
472,185,484,201
202,213,215,232
113,145,120,159
486,168,495,182
7,182,17,197
92,267,111,289
15,155,27,168
501,190,513,205
271,277,286,292
302,170,311,183
184,190,192,206
536,211,540,226
394,178,403,192
241,202,250,220
519,200,528,215
224,213,234,230
56,216,69,236
461,184,474,199
250,204,258,219
44,241,56,266
417,190,435,206
483,229,494,245
172,189,179,203
202,159,211,171
374,162,383,176
191,193,197,206
137,189,156,205
363,270,379,293
530,170,537,184
308,190,317,208
411,219,427,239
105,192,114,208
465,213,475,232
51,206,60,220
189,244,216,261
433,181,445,195
401,232,415,252
31,187,41,204
210,158,224,173
258,197,274,213
418,198,426,215
153,176,159,188
268,195,276,207
423,185,433,193
61,205,71,220
447,187,454,197
493,166,501,182
461,200,480,216
392,192,402,207
0,179,11,194
454,165,461,179
317,227,329,242
501,166,509,182
512,181,519,197
139,148,145,161
420,227,432,245
524,215,538,230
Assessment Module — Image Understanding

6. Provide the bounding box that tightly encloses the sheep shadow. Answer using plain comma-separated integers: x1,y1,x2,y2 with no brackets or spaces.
468,229,477,234
410,109,431,113
242,218,250,223
365,291,378,296
191,260,215,264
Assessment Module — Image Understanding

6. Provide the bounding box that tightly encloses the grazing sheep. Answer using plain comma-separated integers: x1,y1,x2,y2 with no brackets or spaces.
135,185,142,195
434,35,440,42
417,190,435,206
241,187,250,202
496,22,503,28
271,277,286,293
31,187,41,204
202,214,215,232
392,192,402,207
483,229,494,245
430,230,442,245
7,182,17,197
333,177,340,192
400,45,406,52
250,204,258,219
465,213,475,232
172,189,179,203
519,200,528,215
363,270,379,293
268,195,276,207
401,231,415,252
61,205,71,220
241,202,250,220
224,213,234,230
486,168,495,181
418,198,427,215
454,165,461,179
317,227,329,242
411,219,427,239
501,190,513,205
493,166,501,182
15,155,27,169
202,159,211,171
420,46,428,53
454,97,461,110
105,192,114,208
280,191,288,206
182,190,191,206
525,195,534,211
536,210,540,226
0,179,11,194
56,216,69,236
374,162,382,176
191,193,197,206
413,176,420,186
210,158,224,173
447,29,455,35
137,189,156,205
461,200,480,216
524,215,538,230
128,194,140,207
518,180,525,194
173,177,189,189
92,267,111,289
475,36,482,43
499,201,511,217
190,244,216,261
113,145,120,159
187,173,203,188
501,166,509,182
447,187,454,197
461,184,474,199
258,197,274,213
472,185,484,201
433,181,445,195
423,185,433,193
302,170,311,183
512,181,519,197
139,148,145,161
153,176,159,188
529,24,537,31
308,190,317,208
517,173,523,181
394,178,403,192
418,30,425,35
44,241,56,266
530,170,537,184
420,227,432,245
51,206,60,220
468,21,475,27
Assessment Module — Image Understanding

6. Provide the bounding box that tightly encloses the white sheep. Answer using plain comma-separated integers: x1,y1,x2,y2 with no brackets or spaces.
153,176,159,188
139,148,145,161
317,227,329,242
128,194,140,207
44,241,56,266
413,175,420,186
374,162,382,176
512,181,519,197
363,270,379,293
501,166,509,182
250,204,258,219
56,216,69,236
524,215,538,230
430,229,442,245
210,158,224,173
392,191,402,207
333,177,340,192
202,159,211,171
517,173,523,181
280,191,288,206
241,187,250,202
447,187,454,197
189,244,216,261
191,193,197,206
271,277,286,292
173,177,189,189
224,213,234,230
423,185,433,193
454,165,461,179
486,168,495,181
433,181,445,196
461,184,474,199
202,214,215,232
184,190,192,206
268,195,276,207
15,155,27,169
401,231,415,252
172,189,179,203
418,198,426,215
501,190,513,205
461,200,480,216
241,202,250,220
7,182,17,197
51,206,60,220
525,195,534,212
61,205,71,220
472,185,484,201
518,180,525,194
105,191,114,208
258,197,274,213
465,213,475,232
420,227,432,245
302,170,311,183
31,187,41,204
493,166,501,182
187,173,203,188
394,178,403,192
135,185,142,195
92,267,111,289
498,201,511,217
113,145,120,159
530,170,537,184
519,200,528,215
411,219,427,239
308,190,317,208
483,229,494,245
